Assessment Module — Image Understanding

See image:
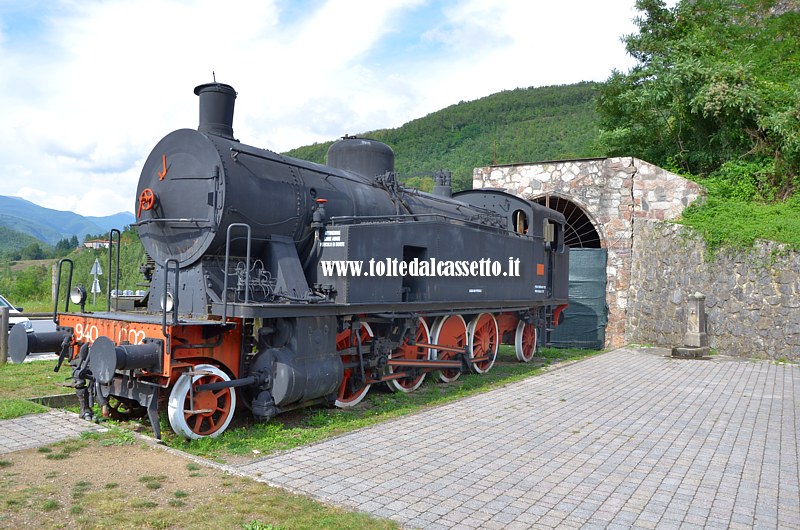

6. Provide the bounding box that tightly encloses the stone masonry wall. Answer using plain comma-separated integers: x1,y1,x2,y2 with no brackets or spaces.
474,157,704,347
627,221,800,360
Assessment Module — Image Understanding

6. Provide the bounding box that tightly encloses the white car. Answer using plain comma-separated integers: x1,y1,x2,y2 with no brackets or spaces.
1,294,33,334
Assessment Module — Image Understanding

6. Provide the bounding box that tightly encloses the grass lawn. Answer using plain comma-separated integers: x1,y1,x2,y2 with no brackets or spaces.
0,359,71,419
0,429,398,530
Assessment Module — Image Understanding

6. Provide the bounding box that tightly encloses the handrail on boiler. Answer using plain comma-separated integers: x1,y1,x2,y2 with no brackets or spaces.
329,213,521,237
222,223,252,323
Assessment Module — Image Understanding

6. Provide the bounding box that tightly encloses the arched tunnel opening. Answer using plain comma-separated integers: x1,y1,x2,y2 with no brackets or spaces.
532,195,601,249
532,194,607,349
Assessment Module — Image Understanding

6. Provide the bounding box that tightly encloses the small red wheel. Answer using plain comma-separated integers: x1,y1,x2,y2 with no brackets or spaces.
515,321,538,362
335,323,374,408
467,313,499,374
430,315,467,383
386,318,430,393
137,188,156,218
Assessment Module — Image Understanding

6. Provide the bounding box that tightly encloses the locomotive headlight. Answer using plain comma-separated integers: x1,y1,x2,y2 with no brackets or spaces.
160,292,175,312
70,286,87,305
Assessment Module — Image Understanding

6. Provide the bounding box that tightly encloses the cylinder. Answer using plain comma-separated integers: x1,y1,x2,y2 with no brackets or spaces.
8,326,71,364
136,128,397,267
256,346,343,406
90,337,162,385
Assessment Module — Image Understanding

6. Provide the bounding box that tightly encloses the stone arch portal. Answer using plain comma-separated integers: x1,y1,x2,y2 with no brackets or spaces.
474,157,706,348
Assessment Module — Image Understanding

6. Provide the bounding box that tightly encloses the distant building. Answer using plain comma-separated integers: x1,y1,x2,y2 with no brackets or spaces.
83,239,110,249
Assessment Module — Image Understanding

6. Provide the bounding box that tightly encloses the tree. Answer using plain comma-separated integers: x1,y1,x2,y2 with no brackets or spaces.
11,265,49,300
597,0,800,199
20,242,45,260
55,237,73,253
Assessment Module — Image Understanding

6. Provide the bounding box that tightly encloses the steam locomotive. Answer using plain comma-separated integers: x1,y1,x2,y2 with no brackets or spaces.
9,82,569,439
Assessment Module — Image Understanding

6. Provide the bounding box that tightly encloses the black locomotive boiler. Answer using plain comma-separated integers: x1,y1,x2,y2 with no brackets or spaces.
10,82,569,439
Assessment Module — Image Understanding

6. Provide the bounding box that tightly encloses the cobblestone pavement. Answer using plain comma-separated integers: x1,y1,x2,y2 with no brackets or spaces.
0,409,102,455
240,348,800,529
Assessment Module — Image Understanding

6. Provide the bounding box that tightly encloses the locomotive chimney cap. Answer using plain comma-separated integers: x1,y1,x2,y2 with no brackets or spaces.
194,82,237,96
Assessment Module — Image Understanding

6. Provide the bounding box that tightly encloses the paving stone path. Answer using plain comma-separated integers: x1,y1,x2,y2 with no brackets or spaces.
239,348,800,529
0,409,102,455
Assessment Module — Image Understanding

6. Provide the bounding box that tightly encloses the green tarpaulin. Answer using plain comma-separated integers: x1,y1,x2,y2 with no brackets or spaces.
550,248,607,349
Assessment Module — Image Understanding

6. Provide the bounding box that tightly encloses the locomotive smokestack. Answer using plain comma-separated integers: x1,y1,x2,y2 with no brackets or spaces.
194,82,237,139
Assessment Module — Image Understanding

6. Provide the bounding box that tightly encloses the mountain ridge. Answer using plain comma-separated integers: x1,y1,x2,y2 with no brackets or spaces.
0,195,135,248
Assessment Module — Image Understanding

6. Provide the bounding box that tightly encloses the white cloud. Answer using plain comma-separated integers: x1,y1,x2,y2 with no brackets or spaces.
0,0,647,217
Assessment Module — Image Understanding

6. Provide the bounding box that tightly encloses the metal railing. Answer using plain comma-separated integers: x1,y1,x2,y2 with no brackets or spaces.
222,223,252,323
106,228,121,311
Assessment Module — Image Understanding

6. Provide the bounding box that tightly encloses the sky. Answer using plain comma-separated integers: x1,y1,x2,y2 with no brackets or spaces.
0,0,654,217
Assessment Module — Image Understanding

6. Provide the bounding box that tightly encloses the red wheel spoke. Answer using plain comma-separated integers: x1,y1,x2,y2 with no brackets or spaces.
206,415,218,432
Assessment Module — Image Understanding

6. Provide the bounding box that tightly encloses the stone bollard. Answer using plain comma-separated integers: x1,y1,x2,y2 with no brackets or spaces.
672,292,710,358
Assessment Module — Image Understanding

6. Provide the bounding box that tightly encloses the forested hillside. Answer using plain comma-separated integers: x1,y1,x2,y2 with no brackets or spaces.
55,228,147,304
0,227,44,256
286,82,601,191
0,227,146,311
